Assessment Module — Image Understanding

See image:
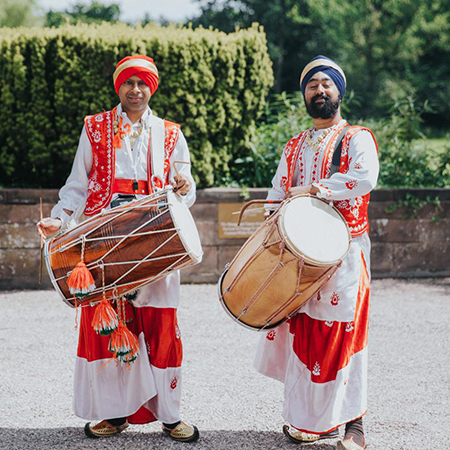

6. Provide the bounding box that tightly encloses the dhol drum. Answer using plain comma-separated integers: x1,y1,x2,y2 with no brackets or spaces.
218,195,351,330
45,188,203,307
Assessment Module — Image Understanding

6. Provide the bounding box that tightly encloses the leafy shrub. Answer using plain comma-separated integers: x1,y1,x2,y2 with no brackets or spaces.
227,92,312,187
365,96,450,188
0,22,273,188
233,91,450,188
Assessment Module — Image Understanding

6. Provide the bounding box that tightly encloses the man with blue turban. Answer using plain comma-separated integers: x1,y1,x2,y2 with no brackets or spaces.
254,56,379,450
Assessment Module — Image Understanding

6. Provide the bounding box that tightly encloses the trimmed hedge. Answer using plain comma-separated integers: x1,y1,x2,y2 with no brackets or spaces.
0,23,273,188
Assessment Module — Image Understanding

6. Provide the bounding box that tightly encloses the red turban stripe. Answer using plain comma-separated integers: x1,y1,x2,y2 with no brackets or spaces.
113,55,159,95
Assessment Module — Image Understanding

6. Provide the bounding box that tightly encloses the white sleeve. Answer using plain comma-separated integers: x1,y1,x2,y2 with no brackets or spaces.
51,126,93,225
314,130,379,201
267,151,288,201
169,129,196,208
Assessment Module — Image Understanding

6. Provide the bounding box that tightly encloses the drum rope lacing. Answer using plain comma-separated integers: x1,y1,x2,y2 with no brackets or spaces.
54,193,192,300
61,233,189,297
225,210,344,330
58,195,171,278
226,218,282,293
54,196,170,255
236,240,297,321
261,258,306,326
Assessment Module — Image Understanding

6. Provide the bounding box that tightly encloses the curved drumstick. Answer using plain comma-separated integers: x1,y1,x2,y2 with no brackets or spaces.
237,199,283,226
172,160,191,193
173,160,191,178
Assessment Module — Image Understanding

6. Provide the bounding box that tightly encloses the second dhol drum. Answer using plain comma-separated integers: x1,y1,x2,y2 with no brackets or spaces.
218,195,351,330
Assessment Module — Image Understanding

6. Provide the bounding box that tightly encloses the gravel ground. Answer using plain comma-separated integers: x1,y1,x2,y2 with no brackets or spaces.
0,279,449,450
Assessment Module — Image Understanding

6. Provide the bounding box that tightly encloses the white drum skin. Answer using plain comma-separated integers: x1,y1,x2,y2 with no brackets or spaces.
278,196,351,266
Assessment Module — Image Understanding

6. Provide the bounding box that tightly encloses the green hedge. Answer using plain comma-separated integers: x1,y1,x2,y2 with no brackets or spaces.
0,23,273,188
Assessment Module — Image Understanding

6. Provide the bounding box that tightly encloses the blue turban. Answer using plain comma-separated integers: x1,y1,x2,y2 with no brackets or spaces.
300,55,346,100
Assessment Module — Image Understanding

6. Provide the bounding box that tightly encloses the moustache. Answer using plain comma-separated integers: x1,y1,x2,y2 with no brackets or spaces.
312,94,330,103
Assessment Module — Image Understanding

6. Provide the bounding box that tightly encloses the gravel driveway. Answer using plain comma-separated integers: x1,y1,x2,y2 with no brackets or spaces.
0,278,448,449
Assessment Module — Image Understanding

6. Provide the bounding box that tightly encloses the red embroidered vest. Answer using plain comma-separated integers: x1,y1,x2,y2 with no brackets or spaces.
283,124,378,237
83,108,180,216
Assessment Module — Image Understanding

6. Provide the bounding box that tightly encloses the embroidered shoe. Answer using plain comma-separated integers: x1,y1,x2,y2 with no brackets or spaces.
84,420,129,438
337,437,366,450
282,424,339,443
162,421,200,442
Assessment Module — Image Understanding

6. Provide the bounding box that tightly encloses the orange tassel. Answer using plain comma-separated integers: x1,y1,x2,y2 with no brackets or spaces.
67,261,95,296
113,132,122,149
91,298,119,336
108,322,140,364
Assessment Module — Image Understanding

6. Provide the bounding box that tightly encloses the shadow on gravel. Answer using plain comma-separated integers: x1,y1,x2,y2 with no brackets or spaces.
0,428,339,449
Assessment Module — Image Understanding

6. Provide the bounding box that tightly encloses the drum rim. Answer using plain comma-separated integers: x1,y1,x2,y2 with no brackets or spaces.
44,239,76,308
166,189,203,263
277,194,351,266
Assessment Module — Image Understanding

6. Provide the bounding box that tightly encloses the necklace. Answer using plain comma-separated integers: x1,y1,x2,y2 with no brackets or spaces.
113,116,144,148
304,127,333,153
305,120,343,153
128,124,143,148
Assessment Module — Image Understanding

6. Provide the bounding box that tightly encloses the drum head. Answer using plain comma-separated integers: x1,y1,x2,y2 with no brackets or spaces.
167,190,203,262
278,196,350,265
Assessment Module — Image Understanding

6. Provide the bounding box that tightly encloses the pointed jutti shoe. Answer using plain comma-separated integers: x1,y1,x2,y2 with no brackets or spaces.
84,420,128,438
282,424,339,443
162,421,200,442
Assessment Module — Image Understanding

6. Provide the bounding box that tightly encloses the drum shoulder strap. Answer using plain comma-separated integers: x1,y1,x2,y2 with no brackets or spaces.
329,125,351,177
148,115,166,189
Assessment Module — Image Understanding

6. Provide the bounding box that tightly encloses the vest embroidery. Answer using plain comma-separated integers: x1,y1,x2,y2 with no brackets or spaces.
283,124,377,237
84,108,180,216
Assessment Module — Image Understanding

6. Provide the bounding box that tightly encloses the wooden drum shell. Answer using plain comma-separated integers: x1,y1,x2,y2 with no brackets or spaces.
219,196,350,331
45,191,201,307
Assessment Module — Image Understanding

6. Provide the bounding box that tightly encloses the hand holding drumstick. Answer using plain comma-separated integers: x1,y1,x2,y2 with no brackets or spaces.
285,184,320,199
171,161,192,196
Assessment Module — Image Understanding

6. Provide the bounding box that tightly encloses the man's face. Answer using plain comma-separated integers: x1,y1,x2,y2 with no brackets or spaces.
118,75,151,115
304,72,340,119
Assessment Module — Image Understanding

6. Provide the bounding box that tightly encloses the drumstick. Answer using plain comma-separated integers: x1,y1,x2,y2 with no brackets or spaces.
232,207,268,215
172,160,191,193
39,197,44,285
237,199,283,226
173,160,191,178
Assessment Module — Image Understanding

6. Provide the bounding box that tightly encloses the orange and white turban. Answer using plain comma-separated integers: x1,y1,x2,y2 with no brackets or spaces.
113,55,159,95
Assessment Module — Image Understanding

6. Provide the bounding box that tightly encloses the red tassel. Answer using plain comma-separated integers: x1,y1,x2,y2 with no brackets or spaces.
109,322,140,364
67,261,95,296
91,298,119,336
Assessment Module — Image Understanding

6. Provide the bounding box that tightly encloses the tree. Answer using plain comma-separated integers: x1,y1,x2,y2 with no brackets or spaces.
45,1,121,27
409,0,450,126
305,0,423,118
192,0,450,126
192,0,316,93
0,0,41,27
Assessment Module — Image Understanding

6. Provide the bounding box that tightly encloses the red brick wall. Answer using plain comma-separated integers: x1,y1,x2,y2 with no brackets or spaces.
1,188,449,290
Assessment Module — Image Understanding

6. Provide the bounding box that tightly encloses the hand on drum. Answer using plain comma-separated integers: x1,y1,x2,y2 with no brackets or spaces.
285,184,320,199
171,174,191,196
37,217,62,239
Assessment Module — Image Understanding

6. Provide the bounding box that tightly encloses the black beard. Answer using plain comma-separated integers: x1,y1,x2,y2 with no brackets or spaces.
306,95,340,119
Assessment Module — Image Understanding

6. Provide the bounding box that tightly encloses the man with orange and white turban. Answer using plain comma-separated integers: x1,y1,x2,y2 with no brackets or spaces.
37,55,199,442
254,55,379,450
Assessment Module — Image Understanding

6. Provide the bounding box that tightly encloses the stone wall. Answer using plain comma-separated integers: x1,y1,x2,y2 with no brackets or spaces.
0,188,449,290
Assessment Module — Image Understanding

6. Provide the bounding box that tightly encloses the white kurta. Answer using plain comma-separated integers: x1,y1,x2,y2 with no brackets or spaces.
255,119,379,433
51,104,195,422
